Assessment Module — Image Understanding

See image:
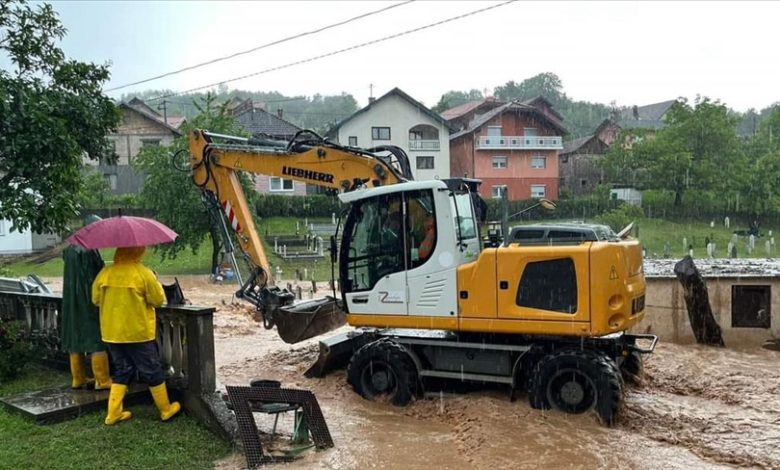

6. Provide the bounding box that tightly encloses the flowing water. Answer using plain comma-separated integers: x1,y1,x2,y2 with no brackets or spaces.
45,275,780,469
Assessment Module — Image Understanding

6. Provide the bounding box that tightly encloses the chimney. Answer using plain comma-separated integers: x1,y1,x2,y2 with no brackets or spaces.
368,97,376,104
277,108,283,119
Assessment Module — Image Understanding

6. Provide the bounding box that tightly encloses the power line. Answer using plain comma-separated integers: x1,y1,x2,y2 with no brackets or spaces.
146,1,515,103
105,0,416,93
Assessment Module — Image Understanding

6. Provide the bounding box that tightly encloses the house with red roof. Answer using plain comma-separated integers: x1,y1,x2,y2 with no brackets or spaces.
444,97,566,201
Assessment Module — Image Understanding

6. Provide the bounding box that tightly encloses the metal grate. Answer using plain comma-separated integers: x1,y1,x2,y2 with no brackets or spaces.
226,385,334,468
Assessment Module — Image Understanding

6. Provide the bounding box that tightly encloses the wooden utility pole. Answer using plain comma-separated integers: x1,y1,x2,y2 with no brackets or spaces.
158,100,168,124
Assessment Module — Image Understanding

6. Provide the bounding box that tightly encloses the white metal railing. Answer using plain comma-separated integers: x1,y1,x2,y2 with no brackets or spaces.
476,135,563,150
408,139,440,151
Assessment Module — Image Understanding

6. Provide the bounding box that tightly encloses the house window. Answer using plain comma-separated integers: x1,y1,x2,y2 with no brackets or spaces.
105,174,118,191
371,127,391,140
517,258,577,313
580,179,588,187
530,185,546,198
561,155,569,164
141,139,161,148
531,156,546,169
732,285,770,328
409,130,423,140
487,126,502,137
416,156,434,170
524,128,538,136
492,156,507,169
491,185,507,199
348,136,358,146
270,177,294,192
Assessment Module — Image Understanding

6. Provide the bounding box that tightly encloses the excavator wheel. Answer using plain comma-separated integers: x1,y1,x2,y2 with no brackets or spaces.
347,339,418,406
529,349,623,426
620,350,643,385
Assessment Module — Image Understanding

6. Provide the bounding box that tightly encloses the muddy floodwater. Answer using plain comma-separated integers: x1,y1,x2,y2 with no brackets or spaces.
46,275,780,469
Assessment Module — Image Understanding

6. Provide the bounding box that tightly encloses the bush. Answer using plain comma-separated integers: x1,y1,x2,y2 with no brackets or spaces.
596,203,645,232
0,320,34,380
255,194,342,218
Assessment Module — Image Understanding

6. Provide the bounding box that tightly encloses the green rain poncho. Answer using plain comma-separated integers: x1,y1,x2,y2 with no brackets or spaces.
61,245,105,353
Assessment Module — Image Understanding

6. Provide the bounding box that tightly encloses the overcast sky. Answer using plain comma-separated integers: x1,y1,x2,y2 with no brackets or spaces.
42,0,780,111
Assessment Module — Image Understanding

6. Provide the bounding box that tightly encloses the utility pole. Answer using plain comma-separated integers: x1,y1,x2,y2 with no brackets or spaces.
157,100,168,124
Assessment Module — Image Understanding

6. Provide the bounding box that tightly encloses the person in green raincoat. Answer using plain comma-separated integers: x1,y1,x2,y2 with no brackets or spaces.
62,229,112,390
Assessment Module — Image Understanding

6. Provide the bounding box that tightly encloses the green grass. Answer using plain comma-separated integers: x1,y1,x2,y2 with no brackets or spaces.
0,365,231,470
6,216,772,281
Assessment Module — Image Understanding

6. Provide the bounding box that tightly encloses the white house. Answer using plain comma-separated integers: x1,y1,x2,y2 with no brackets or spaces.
0,217,60,255
330,88,454,181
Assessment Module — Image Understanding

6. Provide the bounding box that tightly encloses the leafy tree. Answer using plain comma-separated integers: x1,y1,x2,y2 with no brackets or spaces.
133,94,257,274
77,168,111,210
0,0,118,233
601,97,743,206
431,89,483,113
494,72,564,105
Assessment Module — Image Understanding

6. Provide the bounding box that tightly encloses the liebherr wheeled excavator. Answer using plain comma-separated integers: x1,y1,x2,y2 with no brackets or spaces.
188,129,656,424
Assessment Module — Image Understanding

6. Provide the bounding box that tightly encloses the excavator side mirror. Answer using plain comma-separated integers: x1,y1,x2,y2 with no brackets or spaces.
330,235,337,263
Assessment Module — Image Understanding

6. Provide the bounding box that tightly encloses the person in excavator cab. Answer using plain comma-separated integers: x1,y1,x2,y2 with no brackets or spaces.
91,246,181,426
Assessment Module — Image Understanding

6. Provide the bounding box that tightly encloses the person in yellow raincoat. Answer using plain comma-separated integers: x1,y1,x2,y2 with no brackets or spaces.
91,246,181,425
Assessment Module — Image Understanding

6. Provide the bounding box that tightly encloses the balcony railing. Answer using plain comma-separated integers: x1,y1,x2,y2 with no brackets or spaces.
476,135,563,150
408,139,440,151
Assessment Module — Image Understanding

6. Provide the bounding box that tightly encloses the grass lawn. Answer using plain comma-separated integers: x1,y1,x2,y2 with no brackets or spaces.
0,365,231,470
5,215,775,281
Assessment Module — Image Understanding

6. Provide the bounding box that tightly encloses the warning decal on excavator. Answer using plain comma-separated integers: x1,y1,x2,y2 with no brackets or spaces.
609,265,619,280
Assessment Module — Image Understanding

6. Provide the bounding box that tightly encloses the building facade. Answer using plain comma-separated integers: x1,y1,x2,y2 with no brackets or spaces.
331,88,453,181
447,98,566,201
95,98,185,194
231,99,307,195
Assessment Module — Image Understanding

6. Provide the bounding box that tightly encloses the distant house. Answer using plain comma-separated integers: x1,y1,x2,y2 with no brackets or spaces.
558,119,621,196
329,87,454,181
446,97,566,201
231,99,306,195
617,99,677,132
95,98,185,194
0,215,60,255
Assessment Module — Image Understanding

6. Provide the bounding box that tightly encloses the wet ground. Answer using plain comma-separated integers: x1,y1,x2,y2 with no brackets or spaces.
45,275,780,469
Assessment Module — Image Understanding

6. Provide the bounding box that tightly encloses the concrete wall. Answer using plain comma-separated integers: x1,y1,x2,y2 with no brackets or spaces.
633,276,780,348
337,94,451,181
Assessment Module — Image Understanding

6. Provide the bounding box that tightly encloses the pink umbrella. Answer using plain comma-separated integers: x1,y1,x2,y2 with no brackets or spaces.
67,216,178,249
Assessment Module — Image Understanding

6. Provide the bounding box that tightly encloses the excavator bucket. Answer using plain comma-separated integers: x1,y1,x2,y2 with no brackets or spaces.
271,296,347,344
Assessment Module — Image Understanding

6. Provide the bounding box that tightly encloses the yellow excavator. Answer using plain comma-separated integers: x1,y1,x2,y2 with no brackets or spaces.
188,129,655,424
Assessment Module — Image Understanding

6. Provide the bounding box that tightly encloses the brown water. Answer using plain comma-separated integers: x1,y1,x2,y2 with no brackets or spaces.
46,276,780,469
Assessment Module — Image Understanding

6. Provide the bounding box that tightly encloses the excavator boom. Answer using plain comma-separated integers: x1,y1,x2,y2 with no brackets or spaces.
187,129,409,343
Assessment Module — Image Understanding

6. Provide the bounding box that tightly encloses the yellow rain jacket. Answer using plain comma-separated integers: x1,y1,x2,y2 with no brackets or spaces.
91,247,165,343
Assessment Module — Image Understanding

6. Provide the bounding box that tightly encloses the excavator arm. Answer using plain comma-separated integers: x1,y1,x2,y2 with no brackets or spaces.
187,129,410,342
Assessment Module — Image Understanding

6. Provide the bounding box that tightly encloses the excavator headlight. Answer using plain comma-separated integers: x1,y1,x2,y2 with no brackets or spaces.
608,294,624,310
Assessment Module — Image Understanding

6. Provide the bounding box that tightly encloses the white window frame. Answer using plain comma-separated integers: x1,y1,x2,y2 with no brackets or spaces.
491,185,507,199
492,156,507,169
416,156,434,170
269,177,294,192
531,156,546,169
524,127,538,136
140,138,161,148
487,126,502,137
530,184,546,198
348,136,358,146
105,174,118,191
371,127,391,140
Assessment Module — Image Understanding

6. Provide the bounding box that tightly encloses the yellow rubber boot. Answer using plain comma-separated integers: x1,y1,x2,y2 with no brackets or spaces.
69,353,87,389
91,351,113,390
105,384,132,425
149,383,181,421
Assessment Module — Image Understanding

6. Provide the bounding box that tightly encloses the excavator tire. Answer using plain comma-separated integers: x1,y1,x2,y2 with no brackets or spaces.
529,349,623,426
620,350,643,385
347,338,418,406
